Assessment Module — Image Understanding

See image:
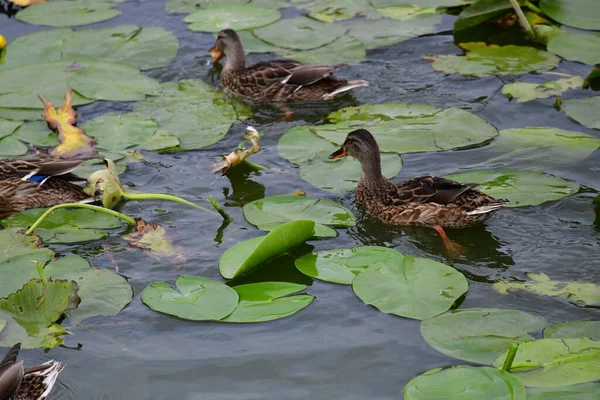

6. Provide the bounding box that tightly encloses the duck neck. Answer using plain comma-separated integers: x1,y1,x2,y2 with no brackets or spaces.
357,151,387,188
223,43,246,73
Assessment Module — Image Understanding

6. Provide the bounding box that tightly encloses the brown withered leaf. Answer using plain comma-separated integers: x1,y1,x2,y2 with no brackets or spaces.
39,89,97,158
125,218,187,264
212,126,261,175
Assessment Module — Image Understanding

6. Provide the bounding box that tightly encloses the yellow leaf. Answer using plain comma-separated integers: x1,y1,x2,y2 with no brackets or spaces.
0,34,6,50
212,126,261,175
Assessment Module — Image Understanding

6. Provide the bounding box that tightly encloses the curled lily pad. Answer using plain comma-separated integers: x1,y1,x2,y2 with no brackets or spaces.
222,282,314,323
544,320,600,341
429,43,560,77
502,77,584,103
444,170,579,207
562,96,600,130
141,275,239,321
352,255,468,320
219,220,315,279
420,308,547,364
254,16,346,50
84,159,124,209
539,0,600,30
183,6,281,32
404,366,526,400
242,195,355,238
295,246,404,285
547,32,600,66
15,0,121,27
493,338,600,387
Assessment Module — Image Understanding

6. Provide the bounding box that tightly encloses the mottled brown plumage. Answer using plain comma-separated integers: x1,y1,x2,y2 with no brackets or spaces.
0,158,91,212
209,29,368,102
329,129,509,228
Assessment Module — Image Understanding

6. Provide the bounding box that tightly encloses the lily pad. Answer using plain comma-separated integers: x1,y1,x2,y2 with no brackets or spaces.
141,275,239,321
527,382,600,399
299,0,380,23
242,195,355,238
15,0,121,27
295,246,404,285
455,0,522,31
502,77,584,103
444,170,579,207
222,282,314,323
493,338,600,387
547,32,600,66
493,272,600,307
404,366,526,400
254,16,346,50
539,0,600,30
352,255,468,320
544,320,600,341
2,26,179,71
430,43,560,77
562,96,600,130
219,220,315,279
166,0,249,14
420,308,547,364
183,6,280,32
280,36,366,65
134,80,249,150
0,118,22,139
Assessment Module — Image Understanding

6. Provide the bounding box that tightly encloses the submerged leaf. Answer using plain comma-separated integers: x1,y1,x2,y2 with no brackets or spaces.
125,218,186,263
502,76,584,103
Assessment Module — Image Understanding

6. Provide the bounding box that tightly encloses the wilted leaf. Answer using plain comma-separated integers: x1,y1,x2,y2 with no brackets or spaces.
84,159,124,209
125,218,186,263
212,126,261,175
502,76,584,103
16,0,121,27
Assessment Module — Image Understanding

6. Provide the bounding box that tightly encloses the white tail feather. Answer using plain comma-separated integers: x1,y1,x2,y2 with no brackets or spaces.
466,203,506,216
37,360,65,399
323,80,369,99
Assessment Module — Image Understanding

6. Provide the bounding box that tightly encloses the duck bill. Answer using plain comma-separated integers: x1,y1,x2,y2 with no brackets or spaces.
329,147,348,159
209,45,224,64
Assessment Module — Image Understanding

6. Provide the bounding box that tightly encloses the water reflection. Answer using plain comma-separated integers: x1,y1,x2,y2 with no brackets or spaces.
222,162,265,207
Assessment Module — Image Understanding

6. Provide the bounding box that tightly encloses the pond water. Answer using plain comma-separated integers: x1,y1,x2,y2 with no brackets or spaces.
1,1,599,399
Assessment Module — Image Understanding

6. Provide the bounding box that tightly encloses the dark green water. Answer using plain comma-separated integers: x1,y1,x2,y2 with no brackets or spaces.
1,1,599,399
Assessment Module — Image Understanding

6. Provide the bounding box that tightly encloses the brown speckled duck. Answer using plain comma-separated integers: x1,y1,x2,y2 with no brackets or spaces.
329,129,509,254
209,29,368,102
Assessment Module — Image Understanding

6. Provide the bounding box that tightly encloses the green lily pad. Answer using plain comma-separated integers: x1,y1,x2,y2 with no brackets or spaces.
420,308,548,364
562,96,600,130
15,0,121,27
371,0,470,6
219,220,315,280
295,246,404,285
430,43,560,77
0,277,80,349
2,26,179,71
45,255,132,326
493,272,600,307
141,275,239,321
539,0,600,30
455,0,523,31
0,118,22,139
376,5,438,20
502,77,584,103
299,0,380,23
547,32,600,66
493,338,600,387
183,6,280,32
544,320,600,341
444,170,579,207
166,0,249,14
280,36,366,65
352,255,468,320
404,366,526,400
527,382,600,399
242,195,355,238
221,282,314,323
0,136,28,157
254,16,346,50
134,80,248,150
0,108,45,122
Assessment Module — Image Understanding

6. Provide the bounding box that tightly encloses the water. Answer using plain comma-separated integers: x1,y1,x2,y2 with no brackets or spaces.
1,2,599,399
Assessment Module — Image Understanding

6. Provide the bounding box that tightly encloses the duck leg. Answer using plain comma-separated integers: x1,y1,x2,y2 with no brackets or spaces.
433,225,466,258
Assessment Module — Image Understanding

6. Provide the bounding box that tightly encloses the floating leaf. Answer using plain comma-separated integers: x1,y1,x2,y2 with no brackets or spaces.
444,170,579,207
544,320,600,341
299,0,380,23
547,32,600,66
183,6,281,32
254,16,346,50
84,159,125,209
44,255,132,325
493,272,600,307
493,338,600,387
454,0,521,31
429,43,560,77
295,246,404,285
527,382,600,399
404,366,526,400
166,0,249,14
280,36,366,65
16,0,121,27
539,0,600,31
502,77,584,103
243,195,355,238
352,256,468,320
562,96,600,130
420,308,547,364
0,118,22,139
141,275,239,321
222,282,314,323
219,220,315,279
124,218,186,263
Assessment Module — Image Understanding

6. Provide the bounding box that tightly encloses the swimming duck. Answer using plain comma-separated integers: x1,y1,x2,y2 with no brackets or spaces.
0,343,65,400
329,129,509,253
0,158,91,212
209,29,368,102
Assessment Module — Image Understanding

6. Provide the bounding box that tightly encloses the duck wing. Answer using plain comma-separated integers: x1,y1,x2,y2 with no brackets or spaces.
391,176,477,205
0,344,24,400
0,159,85,182
245,60,345,87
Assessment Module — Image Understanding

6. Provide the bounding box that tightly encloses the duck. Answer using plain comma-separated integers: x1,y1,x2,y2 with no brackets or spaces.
0,343,65,400
0,158,91,212
329,129,509,254
208,29,368,102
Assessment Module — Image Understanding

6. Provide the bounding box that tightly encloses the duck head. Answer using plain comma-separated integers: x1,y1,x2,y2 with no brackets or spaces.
209,29,246,71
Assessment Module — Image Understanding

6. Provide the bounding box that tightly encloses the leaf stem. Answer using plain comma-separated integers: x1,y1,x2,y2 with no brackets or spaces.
122,192,220,217
25,204,135,235
524,1,543,14
510,0,535,39
502,344,519,372
243,160,269,170
35,261,47,285
208,196,232,221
